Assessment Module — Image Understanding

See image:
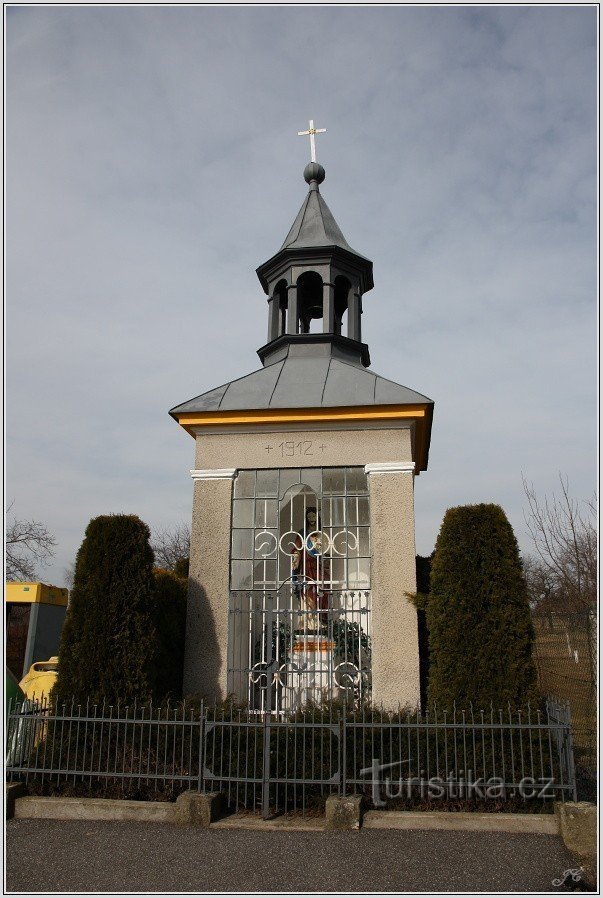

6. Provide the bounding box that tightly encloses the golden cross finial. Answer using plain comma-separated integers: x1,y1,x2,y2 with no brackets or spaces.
297,119,326,163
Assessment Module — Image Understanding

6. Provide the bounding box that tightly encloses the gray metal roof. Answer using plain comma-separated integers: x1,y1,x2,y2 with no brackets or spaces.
170,348,433,416
279,187,368,260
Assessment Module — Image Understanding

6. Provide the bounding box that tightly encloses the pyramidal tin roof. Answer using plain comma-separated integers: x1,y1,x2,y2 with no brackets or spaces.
256,162,373,293
279,187,368,260
169,348,433,416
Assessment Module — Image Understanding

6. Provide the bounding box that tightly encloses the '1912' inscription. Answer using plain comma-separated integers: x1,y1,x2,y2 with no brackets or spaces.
264,440,327,457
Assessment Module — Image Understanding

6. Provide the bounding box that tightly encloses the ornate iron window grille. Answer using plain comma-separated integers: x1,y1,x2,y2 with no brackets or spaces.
228,467,372,712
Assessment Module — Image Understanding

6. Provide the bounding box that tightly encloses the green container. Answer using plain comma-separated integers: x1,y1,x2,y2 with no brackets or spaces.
6,666,25,715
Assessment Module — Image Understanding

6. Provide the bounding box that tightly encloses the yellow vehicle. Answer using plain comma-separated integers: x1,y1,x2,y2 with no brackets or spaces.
19,656,59,702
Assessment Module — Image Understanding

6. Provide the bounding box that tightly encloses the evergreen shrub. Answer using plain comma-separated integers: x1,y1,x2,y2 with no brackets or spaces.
153,568,187,700
173,556,189,579
427,503,537,710
54,514,157,705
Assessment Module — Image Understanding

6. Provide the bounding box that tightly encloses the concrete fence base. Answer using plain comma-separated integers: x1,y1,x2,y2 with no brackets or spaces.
175,791,224,827
10,791,225,827
325,794,363,830
363,810,560,833
9,787,594,853
6,783,26,820
555,802,597,861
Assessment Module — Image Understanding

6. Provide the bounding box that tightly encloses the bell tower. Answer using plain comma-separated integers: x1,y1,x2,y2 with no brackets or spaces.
257,161,373,368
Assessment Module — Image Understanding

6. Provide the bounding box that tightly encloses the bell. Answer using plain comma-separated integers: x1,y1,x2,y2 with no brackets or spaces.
297,271,324,322
306,299,323,319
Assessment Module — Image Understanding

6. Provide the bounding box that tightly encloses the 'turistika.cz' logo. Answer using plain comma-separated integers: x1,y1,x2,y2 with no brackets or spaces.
360,758,556,807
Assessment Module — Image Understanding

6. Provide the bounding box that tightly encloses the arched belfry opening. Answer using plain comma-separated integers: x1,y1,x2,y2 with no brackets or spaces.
297,271,324,334
334,275,351,337
266,279,289,341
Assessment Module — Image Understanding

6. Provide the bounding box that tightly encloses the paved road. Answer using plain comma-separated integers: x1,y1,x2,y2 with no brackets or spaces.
6,819,580,893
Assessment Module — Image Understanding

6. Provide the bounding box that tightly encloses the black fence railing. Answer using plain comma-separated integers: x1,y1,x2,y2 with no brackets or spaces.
6,697,577,817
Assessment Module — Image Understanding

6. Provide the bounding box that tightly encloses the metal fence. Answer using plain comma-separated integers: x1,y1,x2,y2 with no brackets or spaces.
6,697,576,817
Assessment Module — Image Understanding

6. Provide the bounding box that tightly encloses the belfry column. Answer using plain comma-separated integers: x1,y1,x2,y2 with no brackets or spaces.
267,294,280,342
323,282,335,333
348,287,361,342
365,461,421,709
184,466,237,700
287,285,299,334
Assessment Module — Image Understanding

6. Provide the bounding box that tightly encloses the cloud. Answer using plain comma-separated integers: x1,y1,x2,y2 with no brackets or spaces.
6,6,596,581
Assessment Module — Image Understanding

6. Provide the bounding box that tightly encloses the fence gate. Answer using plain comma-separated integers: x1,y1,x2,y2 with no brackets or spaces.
202,674,341,818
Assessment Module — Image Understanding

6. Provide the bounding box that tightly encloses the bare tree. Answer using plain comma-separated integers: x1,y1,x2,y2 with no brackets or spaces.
522,475,597,613
63,561,75,590
151,523,190,573
521,555,554,611
5,503,57,581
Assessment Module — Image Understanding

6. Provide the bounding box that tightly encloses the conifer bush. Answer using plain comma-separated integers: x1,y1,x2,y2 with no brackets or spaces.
54,514,158,704
173,556,189,579
152,568,187,700
426,503,537,710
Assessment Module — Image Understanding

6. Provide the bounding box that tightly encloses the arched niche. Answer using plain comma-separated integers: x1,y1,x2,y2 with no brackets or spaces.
278,483,329,627
278,483,318,574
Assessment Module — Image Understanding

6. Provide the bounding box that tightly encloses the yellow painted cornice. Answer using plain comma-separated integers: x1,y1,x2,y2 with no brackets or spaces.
175,403,426,429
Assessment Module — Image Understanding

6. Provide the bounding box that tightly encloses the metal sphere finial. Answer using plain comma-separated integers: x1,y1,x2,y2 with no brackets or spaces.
304,162,326,186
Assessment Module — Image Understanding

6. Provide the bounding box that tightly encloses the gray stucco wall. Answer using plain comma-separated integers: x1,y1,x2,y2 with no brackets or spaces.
194,424,414,471
184,477,233,700
367,469,420,708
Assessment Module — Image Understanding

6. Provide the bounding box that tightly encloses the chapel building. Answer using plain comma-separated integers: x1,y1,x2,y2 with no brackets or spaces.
170,158,434,711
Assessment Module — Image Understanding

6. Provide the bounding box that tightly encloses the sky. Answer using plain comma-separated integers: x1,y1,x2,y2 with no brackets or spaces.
6,5,597,587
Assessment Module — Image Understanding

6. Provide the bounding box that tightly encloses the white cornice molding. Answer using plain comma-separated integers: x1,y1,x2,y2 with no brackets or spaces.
190,468,237,481
364,461,415,476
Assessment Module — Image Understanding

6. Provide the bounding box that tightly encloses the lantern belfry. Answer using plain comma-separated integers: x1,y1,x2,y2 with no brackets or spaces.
170,131,434,711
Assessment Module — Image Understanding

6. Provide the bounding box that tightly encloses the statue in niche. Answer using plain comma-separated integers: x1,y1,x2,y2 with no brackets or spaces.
291,507,330,626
